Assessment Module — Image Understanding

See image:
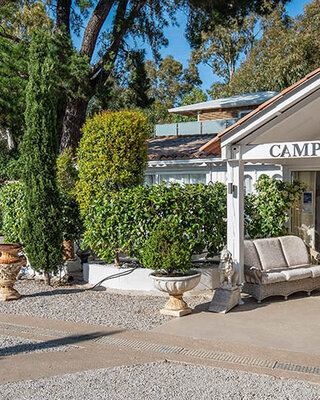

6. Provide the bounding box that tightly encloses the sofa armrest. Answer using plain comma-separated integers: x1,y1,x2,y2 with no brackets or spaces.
244,264,262,284
308,247,320,264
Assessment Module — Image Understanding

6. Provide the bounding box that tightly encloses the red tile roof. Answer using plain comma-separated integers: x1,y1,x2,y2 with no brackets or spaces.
148,135,220,160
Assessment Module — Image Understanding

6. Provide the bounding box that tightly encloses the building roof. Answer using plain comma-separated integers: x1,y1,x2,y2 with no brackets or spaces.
148,135,219,160
168,91,279,116
199,68,320,154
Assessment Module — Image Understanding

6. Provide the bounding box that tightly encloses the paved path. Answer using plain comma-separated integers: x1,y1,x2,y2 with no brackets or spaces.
1,311,320,386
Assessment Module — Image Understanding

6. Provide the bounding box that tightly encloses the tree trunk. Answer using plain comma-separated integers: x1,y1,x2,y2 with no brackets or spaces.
44,271,51,286
60,96,89,153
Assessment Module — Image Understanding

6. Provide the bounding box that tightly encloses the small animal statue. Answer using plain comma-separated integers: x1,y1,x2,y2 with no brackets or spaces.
219,247,238,288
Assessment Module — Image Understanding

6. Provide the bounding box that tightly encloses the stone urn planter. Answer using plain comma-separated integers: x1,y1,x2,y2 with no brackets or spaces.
0,244,27,301
150,271,201,317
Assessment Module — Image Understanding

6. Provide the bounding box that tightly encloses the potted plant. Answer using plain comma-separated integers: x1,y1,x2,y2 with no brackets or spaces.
143,219,201,317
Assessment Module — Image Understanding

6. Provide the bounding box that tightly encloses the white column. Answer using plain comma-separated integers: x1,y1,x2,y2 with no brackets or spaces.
226,146,244,284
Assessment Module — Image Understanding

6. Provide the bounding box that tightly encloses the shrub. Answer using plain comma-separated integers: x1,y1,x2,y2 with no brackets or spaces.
0,181,25,242
83,182,227,263
77,110,149,214
21,30,63,281
244,175,306,239
57,149,83,241
142,219,192,276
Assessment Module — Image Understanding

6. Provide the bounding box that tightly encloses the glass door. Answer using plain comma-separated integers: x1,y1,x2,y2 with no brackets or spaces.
291,171,316,249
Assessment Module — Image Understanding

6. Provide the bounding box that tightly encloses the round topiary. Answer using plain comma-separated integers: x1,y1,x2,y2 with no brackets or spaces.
142,219,192,276
77,110,149,214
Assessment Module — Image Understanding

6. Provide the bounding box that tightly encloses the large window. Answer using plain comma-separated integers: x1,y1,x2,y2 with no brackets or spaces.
144,173,207,186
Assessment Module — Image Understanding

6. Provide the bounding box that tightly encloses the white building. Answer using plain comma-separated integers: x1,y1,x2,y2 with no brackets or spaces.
200,68,320,290
146,91,281,192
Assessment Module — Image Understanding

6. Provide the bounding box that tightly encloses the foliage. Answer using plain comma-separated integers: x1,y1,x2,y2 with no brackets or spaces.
215,2,320,97
244,175,306,239
57,147,79,195
0,181,25,242
142,219,192,275
0,1,53,151
191,14,256,99
21,30,63,276
83,182,227,263
77,110,149,214
57,148,83,241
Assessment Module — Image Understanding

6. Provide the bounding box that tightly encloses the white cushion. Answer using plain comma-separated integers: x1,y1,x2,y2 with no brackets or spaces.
309,265,320,278
281,267,311,281
279,236,310,267
261,270,287,285
253,238,288,271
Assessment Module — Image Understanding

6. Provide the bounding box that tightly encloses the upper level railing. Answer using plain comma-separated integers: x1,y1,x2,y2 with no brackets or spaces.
154,118,238,137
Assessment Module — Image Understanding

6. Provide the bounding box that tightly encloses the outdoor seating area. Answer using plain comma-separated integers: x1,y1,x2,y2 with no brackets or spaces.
1,0,320,397
243,235,320,302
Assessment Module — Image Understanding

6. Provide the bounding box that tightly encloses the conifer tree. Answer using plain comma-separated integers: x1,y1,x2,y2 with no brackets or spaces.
22,30,63,285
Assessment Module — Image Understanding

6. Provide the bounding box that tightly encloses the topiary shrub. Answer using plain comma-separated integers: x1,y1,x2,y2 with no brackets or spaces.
83,182,227,263
0,181,25,242
77,110,149,214
142,219,192,276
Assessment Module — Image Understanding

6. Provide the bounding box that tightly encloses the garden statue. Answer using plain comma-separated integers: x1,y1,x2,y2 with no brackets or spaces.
208,247,241,313
219,246,238,289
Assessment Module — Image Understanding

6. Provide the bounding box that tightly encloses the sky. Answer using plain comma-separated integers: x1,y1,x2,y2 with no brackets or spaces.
155,0,312,94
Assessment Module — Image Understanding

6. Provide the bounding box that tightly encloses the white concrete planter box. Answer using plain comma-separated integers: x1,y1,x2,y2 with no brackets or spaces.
83,261,219,294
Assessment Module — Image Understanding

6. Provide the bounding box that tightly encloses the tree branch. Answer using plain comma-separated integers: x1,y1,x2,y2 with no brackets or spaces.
80,0,116,60
90,0,146,80
56,0,72,37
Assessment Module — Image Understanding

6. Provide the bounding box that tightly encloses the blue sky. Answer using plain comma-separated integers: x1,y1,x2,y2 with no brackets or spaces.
155,0,311,94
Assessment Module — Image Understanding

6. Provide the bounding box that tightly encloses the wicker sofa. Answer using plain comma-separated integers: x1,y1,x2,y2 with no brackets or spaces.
243,235,320,303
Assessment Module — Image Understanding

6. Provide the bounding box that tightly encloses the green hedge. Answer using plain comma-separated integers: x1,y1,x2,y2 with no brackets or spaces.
83,182,227,262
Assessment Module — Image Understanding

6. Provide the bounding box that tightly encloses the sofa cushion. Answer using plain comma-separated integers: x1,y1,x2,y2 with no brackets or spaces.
280,267,311,281
308,265,320,278
261,270,287,285
244,240,262,270
253,238,288,271
279,235,310,267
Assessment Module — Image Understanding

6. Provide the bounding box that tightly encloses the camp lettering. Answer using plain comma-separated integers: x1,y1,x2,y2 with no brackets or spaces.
270,142,320,158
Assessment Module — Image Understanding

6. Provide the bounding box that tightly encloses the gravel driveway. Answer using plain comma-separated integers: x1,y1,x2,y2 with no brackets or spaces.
0,280,210,331
1,361,320,400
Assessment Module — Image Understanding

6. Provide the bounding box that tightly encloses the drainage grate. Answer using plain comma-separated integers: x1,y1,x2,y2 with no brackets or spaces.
94,336,320,376
0,322,65,338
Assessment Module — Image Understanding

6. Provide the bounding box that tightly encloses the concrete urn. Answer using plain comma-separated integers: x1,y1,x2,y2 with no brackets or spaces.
0,244,27,301
150,271,201,317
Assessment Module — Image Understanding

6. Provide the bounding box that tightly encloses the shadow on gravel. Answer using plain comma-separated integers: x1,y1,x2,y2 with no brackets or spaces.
23,288,85,298
0,330,122,358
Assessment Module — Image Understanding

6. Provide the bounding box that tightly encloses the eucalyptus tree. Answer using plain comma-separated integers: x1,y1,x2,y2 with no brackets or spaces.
0,0,288,152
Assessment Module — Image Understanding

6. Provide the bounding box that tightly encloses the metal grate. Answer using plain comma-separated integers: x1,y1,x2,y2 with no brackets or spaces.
0,322,65,338
94,336,320,376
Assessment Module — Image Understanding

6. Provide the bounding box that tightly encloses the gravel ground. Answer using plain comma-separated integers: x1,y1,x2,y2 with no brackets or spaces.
0,280,210,331
1,361,320,400
0,334,74,357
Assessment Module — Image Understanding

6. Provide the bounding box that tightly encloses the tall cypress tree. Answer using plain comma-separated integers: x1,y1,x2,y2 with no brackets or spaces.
22,30,63,285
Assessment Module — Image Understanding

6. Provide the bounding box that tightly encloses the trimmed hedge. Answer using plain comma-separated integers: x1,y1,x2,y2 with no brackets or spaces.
77,110,149,214
83,182,227,262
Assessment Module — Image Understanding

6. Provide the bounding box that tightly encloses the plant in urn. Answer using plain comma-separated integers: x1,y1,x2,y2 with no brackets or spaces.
0,244,27,301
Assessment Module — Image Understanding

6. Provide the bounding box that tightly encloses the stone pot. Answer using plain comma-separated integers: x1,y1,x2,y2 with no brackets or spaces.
62,240,76,261
150,270,201,317
0,243,27,301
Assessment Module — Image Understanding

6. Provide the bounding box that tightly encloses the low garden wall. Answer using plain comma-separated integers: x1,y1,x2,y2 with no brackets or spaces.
83,262,220,294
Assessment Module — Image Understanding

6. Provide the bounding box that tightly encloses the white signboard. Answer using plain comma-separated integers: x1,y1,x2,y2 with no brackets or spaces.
242,141,320,160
